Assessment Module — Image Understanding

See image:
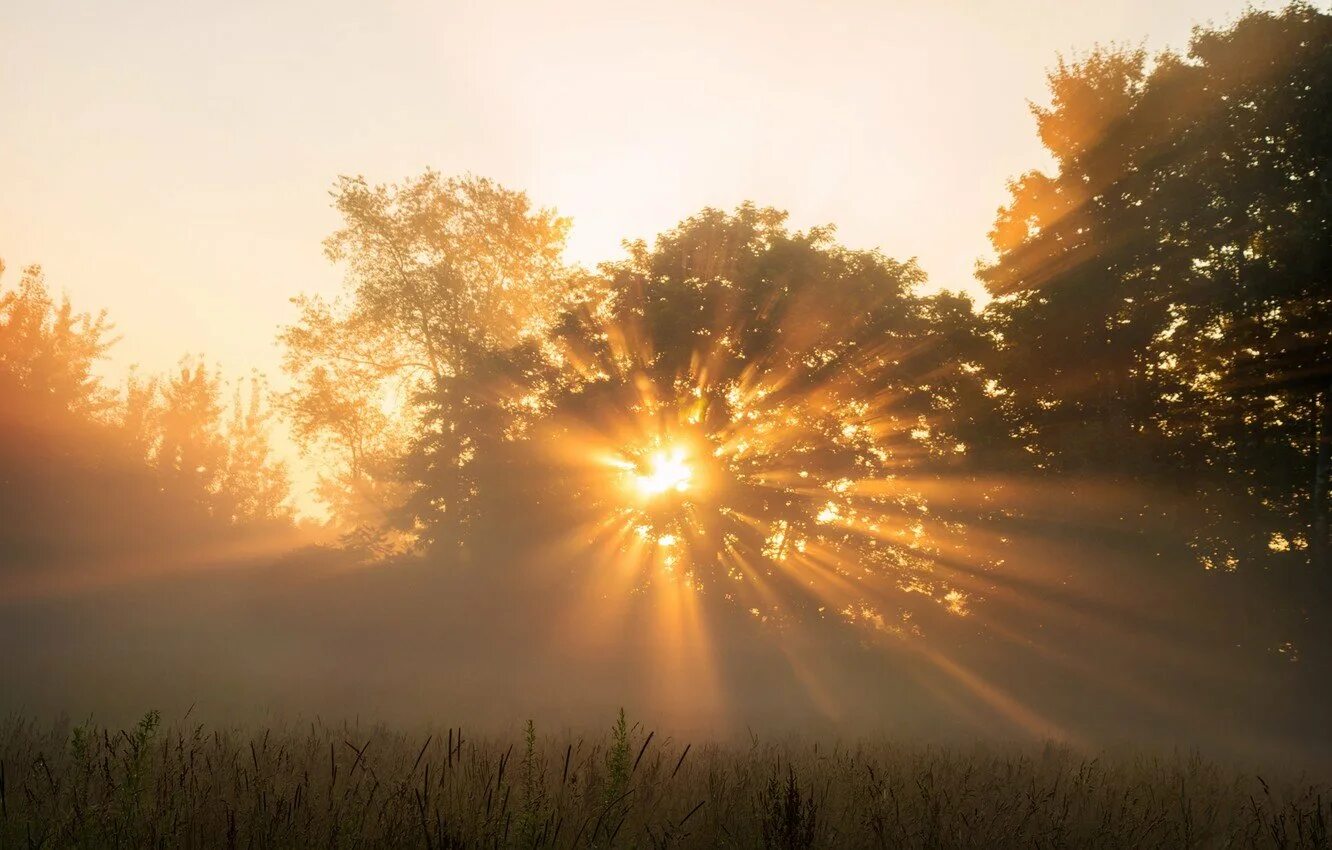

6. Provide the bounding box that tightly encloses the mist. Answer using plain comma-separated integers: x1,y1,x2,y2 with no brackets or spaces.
3,3,1332,846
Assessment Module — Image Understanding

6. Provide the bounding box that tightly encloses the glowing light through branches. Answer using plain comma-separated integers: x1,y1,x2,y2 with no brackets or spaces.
630,444,694,498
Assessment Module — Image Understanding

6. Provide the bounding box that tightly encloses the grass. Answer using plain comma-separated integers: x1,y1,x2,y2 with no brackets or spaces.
1,711,1329,848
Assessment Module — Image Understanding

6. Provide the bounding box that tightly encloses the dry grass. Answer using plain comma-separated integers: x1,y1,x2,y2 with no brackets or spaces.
2,711,1328,848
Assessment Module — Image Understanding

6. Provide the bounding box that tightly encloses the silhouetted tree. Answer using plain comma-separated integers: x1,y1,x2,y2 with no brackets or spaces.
428,205,1001,626
979,4,1332,570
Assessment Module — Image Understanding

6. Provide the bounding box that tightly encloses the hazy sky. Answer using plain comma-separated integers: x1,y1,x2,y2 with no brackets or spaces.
2,0,1274,379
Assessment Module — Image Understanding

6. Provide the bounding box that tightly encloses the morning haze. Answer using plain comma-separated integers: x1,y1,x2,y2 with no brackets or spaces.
2,2,1330,847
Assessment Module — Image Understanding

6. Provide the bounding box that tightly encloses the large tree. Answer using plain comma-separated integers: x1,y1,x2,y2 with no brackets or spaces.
280,172,579,535
430,205,1000,628
979,4,1332,569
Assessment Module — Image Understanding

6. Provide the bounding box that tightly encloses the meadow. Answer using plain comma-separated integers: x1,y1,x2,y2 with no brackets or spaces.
3,711,1329,849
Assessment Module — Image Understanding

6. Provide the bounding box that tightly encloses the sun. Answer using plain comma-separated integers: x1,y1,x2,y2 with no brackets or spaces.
631,445,694,497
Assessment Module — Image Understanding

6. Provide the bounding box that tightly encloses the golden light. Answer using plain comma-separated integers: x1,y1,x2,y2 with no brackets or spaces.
631,445,694,497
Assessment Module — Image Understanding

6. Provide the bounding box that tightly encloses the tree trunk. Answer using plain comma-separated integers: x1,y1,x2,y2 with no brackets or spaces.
1314,380,1332,571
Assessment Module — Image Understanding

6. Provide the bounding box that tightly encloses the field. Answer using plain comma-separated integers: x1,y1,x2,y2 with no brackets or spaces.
3,712,1329,849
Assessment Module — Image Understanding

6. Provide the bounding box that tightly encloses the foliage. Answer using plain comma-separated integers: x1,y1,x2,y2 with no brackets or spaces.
0,261,292,583
156,359,228,505
219,374,292,524
0,262,115,419
280,171,581,532
4,2,1330,662
451,204,1003,622
979,4,1332,569
271,7,1331,640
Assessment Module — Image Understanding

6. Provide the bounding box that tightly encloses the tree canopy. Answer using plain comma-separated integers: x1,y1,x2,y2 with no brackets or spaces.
2,2,1327,655
280,172,582,537
980,3,1332,569
265,5,1332,649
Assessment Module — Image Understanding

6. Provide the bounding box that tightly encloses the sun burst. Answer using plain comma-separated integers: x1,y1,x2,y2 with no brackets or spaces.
631,445,694,497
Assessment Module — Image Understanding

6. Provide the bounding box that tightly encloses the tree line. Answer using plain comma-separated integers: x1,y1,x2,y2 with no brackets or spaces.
2,5,1328,619
0,261,292,579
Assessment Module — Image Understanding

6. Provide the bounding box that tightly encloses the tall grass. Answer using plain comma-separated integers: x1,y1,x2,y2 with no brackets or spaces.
1,711,1327,848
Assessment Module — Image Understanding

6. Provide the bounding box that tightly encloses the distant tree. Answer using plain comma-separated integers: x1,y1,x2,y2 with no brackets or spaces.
119,367,160,459
979,4,1332,568
146,360,292,523
0,259,293,584
0,262,115,420
218,374,291,524
282,360,409,533
155,359,227,508
0,261,123,568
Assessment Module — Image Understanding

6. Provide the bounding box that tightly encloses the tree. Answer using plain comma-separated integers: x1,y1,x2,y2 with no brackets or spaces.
280,171,578,534
979,46,1164,474
155,359,227,508
979,4,1332,569
0,262,115,420
0,261,124,569
146,360,292,523
0,261,292,584
218,374,291,525
453,205,998,626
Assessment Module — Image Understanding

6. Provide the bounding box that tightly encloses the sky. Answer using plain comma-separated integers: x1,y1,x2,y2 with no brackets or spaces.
2,0,1274,380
